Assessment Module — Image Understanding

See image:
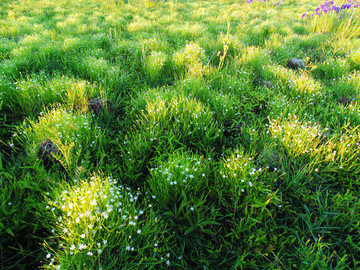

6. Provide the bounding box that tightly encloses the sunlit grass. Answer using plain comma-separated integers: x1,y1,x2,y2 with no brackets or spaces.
1,0,360,269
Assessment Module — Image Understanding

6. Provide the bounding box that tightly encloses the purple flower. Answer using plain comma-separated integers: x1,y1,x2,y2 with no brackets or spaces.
304,0,359,18
332,6,341,12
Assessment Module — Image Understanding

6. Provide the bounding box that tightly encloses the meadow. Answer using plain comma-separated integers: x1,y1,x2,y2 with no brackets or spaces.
0,0,360,269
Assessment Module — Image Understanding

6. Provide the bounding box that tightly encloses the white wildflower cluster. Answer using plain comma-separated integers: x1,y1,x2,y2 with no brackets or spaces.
267,91,328,122
13,72,93,115
44,175,154,268
148,153,210,205
318,130,360,168
220,150,262,194
319,57,349,79
24,107,102,167
38,108,96,136
268,115,324,158
339,70,360,88
122,92,222,168
267,65,323,97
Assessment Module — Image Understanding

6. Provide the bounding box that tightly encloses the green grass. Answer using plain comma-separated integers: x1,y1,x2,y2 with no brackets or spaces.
1,0,360,269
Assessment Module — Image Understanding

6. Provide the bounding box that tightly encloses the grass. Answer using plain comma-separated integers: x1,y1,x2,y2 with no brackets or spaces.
0,0,360,269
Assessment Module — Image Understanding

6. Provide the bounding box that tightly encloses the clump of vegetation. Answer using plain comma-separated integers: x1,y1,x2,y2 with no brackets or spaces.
1,0,360,269
145,51,167,81
43,175,172,269
173,42,210,78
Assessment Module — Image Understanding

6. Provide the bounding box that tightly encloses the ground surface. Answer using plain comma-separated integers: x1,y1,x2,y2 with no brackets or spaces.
0,0,360,269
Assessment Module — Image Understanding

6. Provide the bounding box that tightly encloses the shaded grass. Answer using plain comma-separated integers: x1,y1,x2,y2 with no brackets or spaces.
1,0,360,269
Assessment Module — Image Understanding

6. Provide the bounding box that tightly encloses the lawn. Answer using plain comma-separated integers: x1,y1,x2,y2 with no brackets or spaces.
1,0,360,269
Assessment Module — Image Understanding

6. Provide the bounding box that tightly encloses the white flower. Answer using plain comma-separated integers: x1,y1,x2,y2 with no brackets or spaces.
87,251,93,256
126,246,131,251
46,254,51,259
79,244,87,250
190,206,194,211
137,229,141,234
90,199,97,206
81,234,86,238
70,245,75,250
